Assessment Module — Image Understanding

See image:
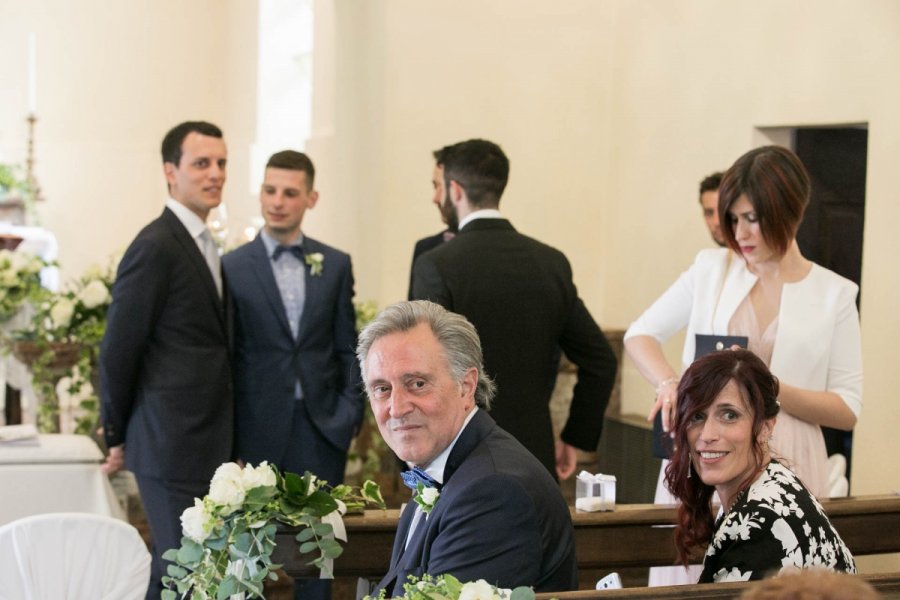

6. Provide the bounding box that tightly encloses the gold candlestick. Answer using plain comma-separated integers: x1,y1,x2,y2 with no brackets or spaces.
25,113,43,203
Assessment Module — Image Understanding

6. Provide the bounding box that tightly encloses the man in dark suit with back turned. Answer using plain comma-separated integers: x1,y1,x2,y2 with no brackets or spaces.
411,139,618,480
100,121,234,599
222,150,363,600
359,300,576,597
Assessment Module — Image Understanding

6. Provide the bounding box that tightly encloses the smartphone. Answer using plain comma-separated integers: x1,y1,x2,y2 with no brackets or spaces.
595,572,623,590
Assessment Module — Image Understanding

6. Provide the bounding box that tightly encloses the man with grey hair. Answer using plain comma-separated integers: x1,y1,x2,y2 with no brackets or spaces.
358,301,577,597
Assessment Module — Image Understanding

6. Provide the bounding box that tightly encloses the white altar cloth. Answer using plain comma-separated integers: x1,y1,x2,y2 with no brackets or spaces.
0,434,124,526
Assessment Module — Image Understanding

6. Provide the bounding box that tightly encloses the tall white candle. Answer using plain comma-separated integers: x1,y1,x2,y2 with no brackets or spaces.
27,32,37,114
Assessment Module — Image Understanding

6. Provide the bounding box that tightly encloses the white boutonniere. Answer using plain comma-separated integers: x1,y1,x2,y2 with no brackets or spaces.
413,482,440,514
305,252,325,276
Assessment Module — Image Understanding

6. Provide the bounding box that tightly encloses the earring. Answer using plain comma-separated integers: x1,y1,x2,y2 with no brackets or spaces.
687,462,692,479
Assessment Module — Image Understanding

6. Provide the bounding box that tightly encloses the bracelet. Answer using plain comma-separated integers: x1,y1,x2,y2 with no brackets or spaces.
655,377,679,396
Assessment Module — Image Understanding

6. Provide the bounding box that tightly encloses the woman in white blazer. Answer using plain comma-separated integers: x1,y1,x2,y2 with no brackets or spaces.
626,145,862,502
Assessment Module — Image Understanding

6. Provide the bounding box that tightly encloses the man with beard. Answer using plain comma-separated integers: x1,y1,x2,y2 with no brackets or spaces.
410,138,617,481
406,147,458,299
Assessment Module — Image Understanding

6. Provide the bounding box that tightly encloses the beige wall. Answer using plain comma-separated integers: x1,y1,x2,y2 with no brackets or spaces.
2,1,897,501
313,0,900,502
0,0,257,281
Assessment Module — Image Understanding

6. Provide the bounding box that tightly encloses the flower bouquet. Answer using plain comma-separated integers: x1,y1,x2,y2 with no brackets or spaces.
162,461,385,600
365,573,537,600
0,248,46,325
10,258,116,433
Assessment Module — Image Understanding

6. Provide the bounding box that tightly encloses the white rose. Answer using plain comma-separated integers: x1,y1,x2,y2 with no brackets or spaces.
209,462,246,514
9,251,30,273
241,461,276,490
420,486,440,505
49,298,75,330
78,279,110,308
458,580,499,600
181,498,215,543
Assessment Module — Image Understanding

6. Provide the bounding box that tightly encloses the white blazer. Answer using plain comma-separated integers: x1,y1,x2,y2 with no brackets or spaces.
626,248,863,495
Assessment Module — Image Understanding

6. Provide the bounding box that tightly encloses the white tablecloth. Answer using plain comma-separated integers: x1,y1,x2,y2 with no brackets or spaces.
0,434,124,526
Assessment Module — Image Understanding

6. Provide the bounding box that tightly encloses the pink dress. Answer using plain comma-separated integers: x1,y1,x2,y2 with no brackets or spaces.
728,297,827,497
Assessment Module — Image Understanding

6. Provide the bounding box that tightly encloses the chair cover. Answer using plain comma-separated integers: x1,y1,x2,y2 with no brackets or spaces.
0,512,150,600
826,454,850,498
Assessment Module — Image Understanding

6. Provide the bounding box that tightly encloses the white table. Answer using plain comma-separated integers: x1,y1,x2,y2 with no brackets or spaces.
0,433,124,526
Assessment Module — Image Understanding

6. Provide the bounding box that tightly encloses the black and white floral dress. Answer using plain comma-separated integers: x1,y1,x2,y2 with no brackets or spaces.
698,460,856,583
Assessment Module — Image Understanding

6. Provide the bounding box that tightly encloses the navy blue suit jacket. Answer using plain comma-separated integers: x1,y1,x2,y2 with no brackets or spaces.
100,207,233,481
374,410,577,596
222,235,363,472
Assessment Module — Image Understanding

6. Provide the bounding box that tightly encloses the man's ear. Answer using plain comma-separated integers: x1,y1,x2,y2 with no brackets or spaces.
448,180,465,206
307,189,319,209
460,367,478,406
163,162,177,187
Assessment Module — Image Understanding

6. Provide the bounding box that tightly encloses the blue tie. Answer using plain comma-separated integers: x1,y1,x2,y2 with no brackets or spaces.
272,245,303,261
401,466,441,491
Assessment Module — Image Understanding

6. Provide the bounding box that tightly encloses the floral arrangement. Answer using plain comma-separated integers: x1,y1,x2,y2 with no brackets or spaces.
365,574,536,600
11,256,118,433
162,461,385,600
0,249,46,324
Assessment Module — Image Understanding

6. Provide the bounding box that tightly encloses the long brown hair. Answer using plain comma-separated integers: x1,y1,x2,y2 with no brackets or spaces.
664,349,780,566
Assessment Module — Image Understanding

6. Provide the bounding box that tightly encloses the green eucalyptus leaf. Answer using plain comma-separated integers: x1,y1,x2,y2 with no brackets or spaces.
320,538,343,559
161,590,177,600
312,521,333,537
176,542,203,565
510,587,537,600
166,564,188,578
161,548,180,562
296,527,316,542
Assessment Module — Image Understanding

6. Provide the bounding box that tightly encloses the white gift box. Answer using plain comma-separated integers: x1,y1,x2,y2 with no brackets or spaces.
575,470,616,512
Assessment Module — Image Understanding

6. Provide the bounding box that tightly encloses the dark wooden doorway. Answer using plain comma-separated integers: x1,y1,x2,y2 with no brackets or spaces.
793,126,867,485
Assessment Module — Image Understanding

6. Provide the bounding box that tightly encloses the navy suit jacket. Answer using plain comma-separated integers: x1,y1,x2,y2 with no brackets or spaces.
374,410,577,596
100,207,233,481
411,219,617,475
222,235,364,471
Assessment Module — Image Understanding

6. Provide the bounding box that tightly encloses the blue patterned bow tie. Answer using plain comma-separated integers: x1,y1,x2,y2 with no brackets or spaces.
401,466,441,491
272,245,304,261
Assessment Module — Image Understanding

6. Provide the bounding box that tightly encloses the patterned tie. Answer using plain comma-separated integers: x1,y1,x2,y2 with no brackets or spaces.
199,229,222,298
272,244,304,261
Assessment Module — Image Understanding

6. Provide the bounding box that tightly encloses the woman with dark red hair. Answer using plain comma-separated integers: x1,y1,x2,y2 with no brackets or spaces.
666,349,855,582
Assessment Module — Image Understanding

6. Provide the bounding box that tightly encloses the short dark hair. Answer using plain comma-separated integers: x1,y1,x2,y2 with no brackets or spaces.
699,172,723,199
665,349,781,567
266,150,316,190
437,139,509,208
719,146,810,257
357,300,496,409
160,121,223,166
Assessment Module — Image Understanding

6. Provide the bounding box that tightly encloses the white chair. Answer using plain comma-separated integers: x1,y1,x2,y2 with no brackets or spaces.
0,512,151,600
826,453,850,498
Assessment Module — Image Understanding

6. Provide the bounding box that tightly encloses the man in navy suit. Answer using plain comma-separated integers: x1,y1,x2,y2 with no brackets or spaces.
100,121,233,599
411,139,617,481
406,147,457,299
358,301,576,597
222,150,363,599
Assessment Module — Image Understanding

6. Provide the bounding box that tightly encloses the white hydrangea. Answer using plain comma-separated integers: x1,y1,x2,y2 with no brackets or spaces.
78,279,110,309
241,461,277,490
49,297,75,330
181,498,216,543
